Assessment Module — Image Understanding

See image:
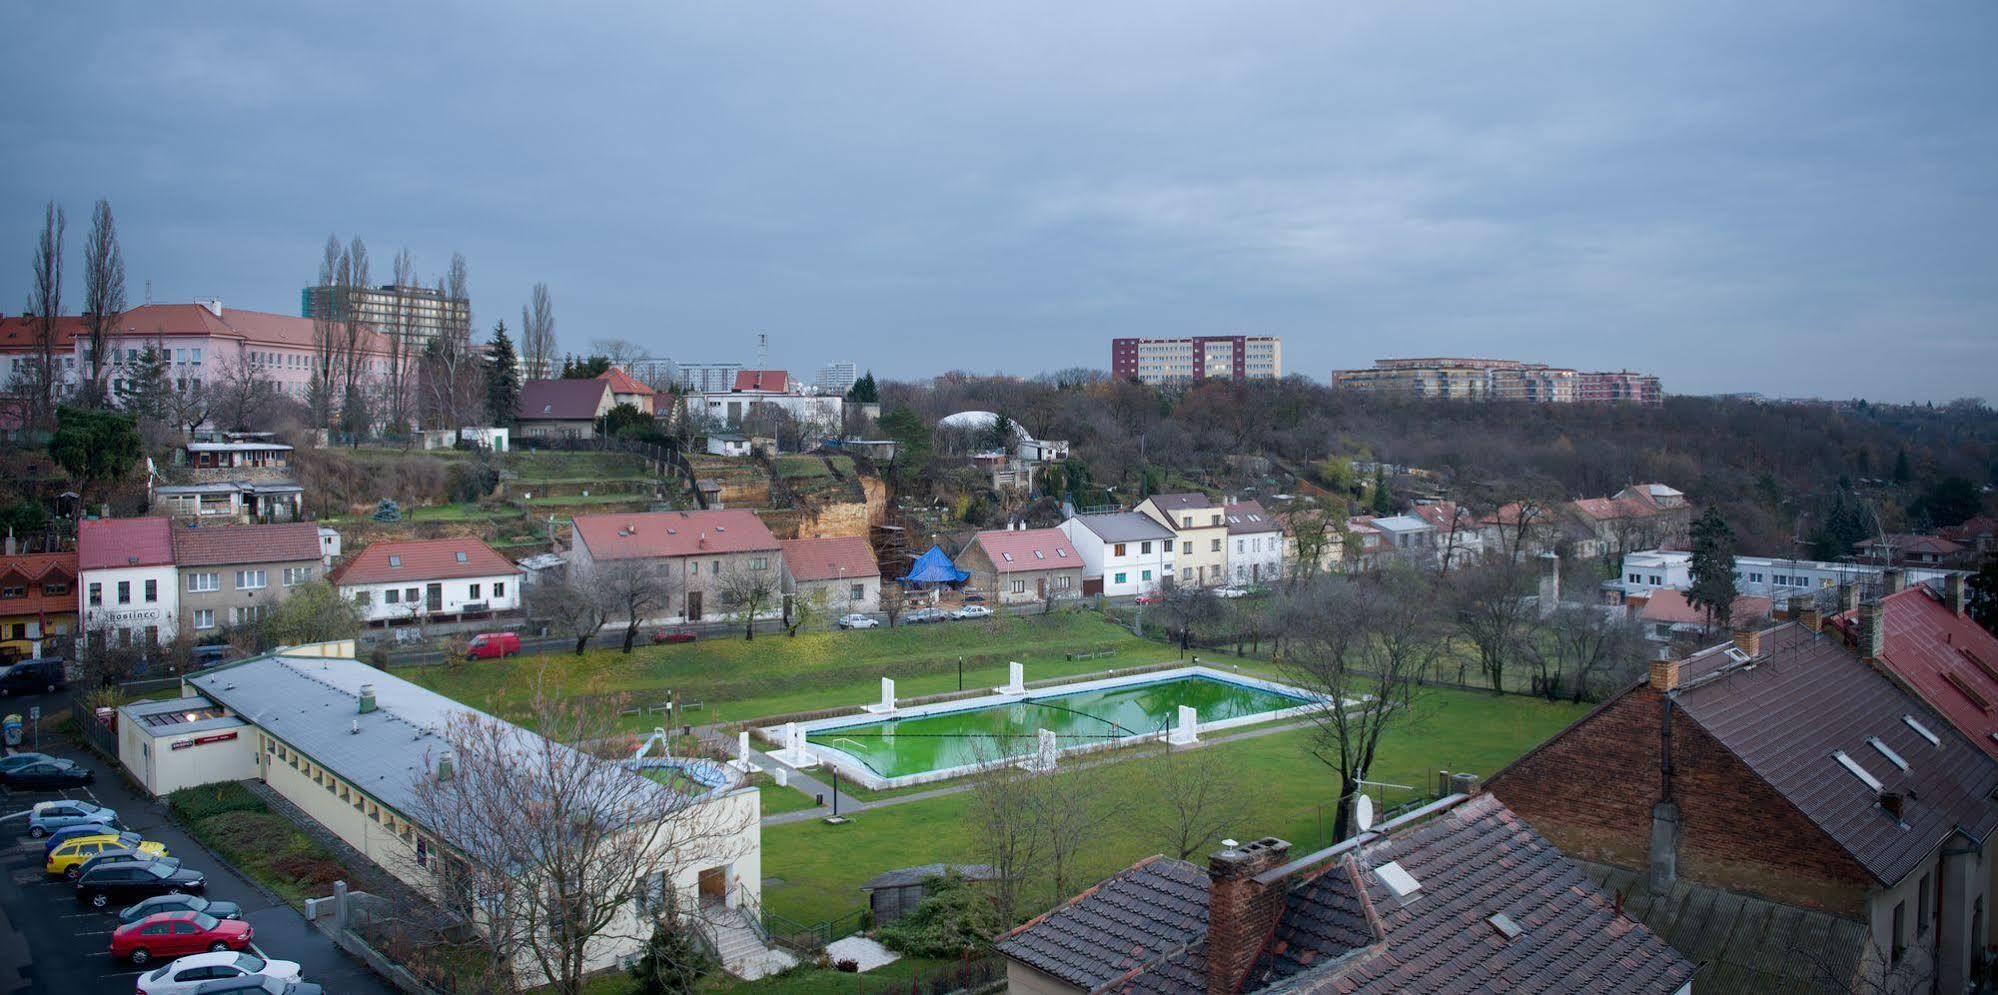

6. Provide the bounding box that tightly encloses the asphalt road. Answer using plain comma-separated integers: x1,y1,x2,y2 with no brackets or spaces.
0,699,393,995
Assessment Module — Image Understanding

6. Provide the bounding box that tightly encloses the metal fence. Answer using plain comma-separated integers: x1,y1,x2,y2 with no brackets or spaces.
760,908,869,954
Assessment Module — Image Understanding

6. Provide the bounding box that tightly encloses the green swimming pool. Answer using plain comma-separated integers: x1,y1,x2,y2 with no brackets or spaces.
806,674,1310,779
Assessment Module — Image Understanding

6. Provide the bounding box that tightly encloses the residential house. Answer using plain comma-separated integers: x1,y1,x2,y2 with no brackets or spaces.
1617,549,1950,603
778,536,880,615
171,522,327,636
1486,622,1998,993
112,645,764,984
1274,509,1343,583
0,551,77,662
1566,483,1692,566
1478,500,1565,562
1408,501,1484,570
1626,587,1773,645
1058,512,1174,598
595,366,658,414
155,434,304,523
515,379,615,440
569,509,782,624
78,517,179,649
956,526,1083,605
1857,534,1971,569
1341,517,1390,573
684,369,844,437
1222,499,1284,586
705,433,753,457
1134,493,1228,588
330,538,524,625
1367,513,1435,567
1938,516,1998,558
996,793,1694,994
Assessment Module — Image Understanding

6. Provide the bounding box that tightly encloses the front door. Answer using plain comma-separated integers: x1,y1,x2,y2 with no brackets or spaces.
426,583,443,612
687,590,703,621
698,866,728,906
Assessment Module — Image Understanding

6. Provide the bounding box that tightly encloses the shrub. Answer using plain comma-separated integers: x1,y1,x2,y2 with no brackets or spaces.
167,782,269,822
876,872,1003,959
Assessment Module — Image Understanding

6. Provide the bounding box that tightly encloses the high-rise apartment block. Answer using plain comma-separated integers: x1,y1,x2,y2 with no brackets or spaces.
300,283,470,343
815,361,858,394
1110,335,1282,383
1331,357,1660,405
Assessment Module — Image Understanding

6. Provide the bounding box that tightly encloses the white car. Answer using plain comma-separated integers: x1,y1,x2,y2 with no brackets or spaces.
837,614,880,630
137,951,302,995
1212,586,1251,599
950,604,994,620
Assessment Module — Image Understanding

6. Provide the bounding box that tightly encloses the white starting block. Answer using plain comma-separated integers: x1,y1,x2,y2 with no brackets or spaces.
1025,728,1059,773
1168,705,1199,746
728,730,759,773
994,661,1026,696
767,722,819,769
864,677,897,714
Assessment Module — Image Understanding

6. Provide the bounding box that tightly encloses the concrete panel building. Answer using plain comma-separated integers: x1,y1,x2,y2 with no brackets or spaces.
1110,335,1281,384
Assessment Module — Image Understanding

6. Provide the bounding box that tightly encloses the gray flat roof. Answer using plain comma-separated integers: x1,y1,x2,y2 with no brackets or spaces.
1069,512,1174,543
121,696,247,739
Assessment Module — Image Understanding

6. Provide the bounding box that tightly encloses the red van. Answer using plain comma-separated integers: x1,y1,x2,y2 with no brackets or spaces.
465,632,521,660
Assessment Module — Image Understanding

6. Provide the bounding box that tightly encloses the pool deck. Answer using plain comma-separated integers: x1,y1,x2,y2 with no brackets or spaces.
754,664,1335,791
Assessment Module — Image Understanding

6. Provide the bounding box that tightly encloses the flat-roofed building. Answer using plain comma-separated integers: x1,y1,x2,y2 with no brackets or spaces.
1111,336,1281,383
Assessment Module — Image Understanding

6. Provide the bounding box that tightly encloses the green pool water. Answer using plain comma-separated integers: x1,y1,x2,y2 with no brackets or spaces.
806,675,1309,779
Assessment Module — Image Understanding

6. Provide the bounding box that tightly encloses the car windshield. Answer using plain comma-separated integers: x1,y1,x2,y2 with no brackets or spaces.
147,965,173,980
232,953,265,972
191,912,219,930
143,862,177,879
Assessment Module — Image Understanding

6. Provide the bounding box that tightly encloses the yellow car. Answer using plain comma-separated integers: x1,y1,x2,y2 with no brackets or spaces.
45,833,167,879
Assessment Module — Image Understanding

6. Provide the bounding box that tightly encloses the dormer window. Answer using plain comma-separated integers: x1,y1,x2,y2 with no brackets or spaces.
455,552,468,563
388,555,402,568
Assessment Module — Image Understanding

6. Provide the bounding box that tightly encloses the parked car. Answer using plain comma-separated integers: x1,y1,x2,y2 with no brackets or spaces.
837,613,880,630
1134,594,1163,605
1212,586,1250,599
192,977,323,995
1,756,94,790
47,834,167,879
136,950,301,995
903,607,948,624
77,858,207,908
650,628,697,645
27,799,119,838
76,849,177,881
0,657,65,695
465,632,521,659
190,645,235,670
950,605,994,620
45,824,143,855
961,592,986,603
110,910,251,965
120,893,244,926
0,751,55,775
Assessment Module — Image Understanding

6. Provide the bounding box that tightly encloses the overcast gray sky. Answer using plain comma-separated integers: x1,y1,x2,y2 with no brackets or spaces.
3,1,1993,401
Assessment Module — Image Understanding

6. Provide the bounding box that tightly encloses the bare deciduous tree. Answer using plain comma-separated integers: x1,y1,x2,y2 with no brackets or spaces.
1136,741,1237,860
1155,585,1219,657
521,282,556,381
602,560,674,654
81,199,125,409
309,235,344,429
878,582,905,628
210,352,284,431
535,575,612,655
716,564,778,641
25,201,66,428
964,738,1046,923
337,236,371,443
397,679,756,995
1451,558,1541,692
384,246,419,433
1525,603,1646,702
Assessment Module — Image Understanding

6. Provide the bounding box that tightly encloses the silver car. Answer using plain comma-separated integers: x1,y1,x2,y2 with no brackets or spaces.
28,800,119,838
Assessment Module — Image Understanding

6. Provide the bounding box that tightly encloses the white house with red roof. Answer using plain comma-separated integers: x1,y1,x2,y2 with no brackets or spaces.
595,366,657,414
956,525,1083,605
681,368,844,438
1222,499,1285,585
777,536,880,614
328,538,523,624
570,509,783,623
77,517,180,648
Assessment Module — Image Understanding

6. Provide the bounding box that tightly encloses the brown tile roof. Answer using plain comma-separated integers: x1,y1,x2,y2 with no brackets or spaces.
573,510,779,561
1635,588,1772,627
595,366,656,396
994,855,1210,990
778,536,879,582
0,314,85,350
0,552,79,617
1222,500,1282,536
517,379,612,421
1145,492,1213,512
168,522,322,567
1857,534,1967,556
327,538,519,586
732,369,789,392
967,527,1080,573
1672,623,1998,886
78,517,175,570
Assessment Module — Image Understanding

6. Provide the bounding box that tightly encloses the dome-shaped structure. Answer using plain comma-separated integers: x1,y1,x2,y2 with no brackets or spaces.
938,410,1034,442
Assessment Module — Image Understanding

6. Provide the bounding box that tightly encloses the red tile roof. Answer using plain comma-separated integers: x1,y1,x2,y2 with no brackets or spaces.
0,552,79,617
327,538,519,586
0,304,394,355
1408,501,1474,534
1829,586,1998,762
0,314,86,350
517,379,612,421
596,366,656,396
168,522,322,567
779,536,879,582
573,510,780,561
1939,517,1998,543
78,518,175,570
1858,534,1967,556
967,527,1079,573
1635,588,1772,627
732,369,788,392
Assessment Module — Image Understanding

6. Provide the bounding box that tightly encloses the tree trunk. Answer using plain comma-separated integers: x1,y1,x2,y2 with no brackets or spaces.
574,635,590,655
1331,774,1360,843
623,620,638,654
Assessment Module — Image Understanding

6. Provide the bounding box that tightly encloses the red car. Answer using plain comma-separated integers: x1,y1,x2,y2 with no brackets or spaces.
110,910,253,965
651,628,697,645
465,632,521,659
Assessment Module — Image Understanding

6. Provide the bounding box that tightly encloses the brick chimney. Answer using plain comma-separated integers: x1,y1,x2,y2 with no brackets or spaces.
1839,582,1860,614
1206,837,1291,995
1788,595,1817,632
1883,568,1905,596
1649,657,1682,693
1946,573,1968,617
1859,600,1885,663
1731,627,1762,659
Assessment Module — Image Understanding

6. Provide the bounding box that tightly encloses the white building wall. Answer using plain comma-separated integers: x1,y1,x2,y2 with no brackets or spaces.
1228,530,1285,585
80,563,180,644
339,573,523,623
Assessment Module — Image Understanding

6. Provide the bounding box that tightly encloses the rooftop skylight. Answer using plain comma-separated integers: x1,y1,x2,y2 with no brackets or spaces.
1868,737,1909,771
1834,750,1884,791
1375,860,1421,899
1904,715,1942,746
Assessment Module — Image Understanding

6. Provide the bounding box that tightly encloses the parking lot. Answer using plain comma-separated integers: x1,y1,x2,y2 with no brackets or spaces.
0,695,392,994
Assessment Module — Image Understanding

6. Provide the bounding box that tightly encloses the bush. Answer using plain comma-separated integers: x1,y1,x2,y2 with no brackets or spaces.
876,872,1004,959
167,782,269,822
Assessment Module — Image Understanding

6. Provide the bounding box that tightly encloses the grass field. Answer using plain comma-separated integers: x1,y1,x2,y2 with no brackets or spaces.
407,611,1157,729
757,687,1584,925
774,455,830,478
166,782,346,909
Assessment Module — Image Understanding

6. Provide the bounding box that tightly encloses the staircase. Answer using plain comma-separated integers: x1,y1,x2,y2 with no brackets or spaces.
700,904,797,981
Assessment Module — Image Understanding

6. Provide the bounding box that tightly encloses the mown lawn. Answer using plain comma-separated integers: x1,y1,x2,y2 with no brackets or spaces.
757,687,1585,925
406,611,1156,728
166,782,346,909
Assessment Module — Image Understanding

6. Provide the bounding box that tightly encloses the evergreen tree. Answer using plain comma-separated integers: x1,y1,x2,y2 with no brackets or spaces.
1970,553,1998,637
1687,505,1739,635
113,342,173,423
1809,485,1877,560
484,321,520,427
1892,449,1911,484
1370,465,1394,515
627,916,710,995
48,405,142,501
845,370,879,403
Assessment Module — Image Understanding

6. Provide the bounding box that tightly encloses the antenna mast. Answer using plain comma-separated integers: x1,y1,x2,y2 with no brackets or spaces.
757,333,769,369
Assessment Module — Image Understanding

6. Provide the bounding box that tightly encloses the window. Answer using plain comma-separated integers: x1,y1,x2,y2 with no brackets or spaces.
283,567,312,586
0,586,19,599
405,587,418,603
494,582,505,599
234,606,266,626
385,589,400,604
1114,572,1127,585
388,555,402,568
454,551,468,563
117,581,131,604
1918,873,1932,935
1057,576,1072,589
194,609,215,630
1892,901,1906,964
235,570,266,590
1010,579,1026,594
1627,573,1641,583
1210,539,1222,552
1237,539,1245,553
468,583,482,599
41,581,66,596
1113,543,1127,557
144,579,157,602
1140,541,1151,554
416,836,429,868
1182,567,1193,581
88,583,101,606
850,583,864,601
1141,569,1152,581
188,572,219,592
1181,541,1192,555
688,561,699,575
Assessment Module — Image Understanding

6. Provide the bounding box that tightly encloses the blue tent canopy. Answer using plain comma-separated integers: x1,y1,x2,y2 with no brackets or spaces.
901,544,969,585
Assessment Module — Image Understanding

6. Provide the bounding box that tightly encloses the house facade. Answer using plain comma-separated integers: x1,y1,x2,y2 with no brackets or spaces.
1057,512,1174,598
777,535,880,615
77,517,179,649
569,509,783,624
515,379,615,439
595,366,657,414
172,522,327,636
1134,493,1228,588
0,551,77,662
956,527,1083,605
1221,499,1284,585
330,538,523,625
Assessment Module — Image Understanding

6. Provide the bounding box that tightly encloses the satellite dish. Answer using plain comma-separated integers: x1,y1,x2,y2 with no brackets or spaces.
1355,795,1375,832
